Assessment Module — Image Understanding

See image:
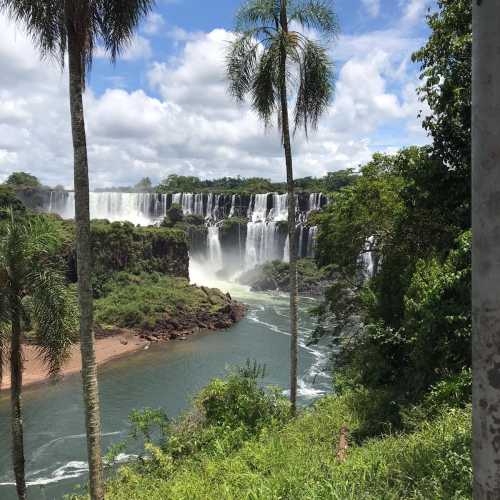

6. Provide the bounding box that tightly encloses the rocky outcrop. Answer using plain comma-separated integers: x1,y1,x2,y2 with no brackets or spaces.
238,258,333,296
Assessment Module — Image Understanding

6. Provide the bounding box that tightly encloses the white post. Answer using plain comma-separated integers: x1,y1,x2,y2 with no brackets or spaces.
472,1,500,497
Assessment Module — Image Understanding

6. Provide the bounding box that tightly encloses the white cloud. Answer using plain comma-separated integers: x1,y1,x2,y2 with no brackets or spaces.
143,13,165,35
0,10,429,188
361,0,381,18
401,0,430,26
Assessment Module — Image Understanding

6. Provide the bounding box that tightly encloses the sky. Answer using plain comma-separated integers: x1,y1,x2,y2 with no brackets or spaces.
0,0,434,189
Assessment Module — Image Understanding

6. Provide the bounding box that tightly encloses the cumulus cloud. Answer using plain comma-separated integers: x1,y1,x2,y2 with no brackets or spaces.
401,0,431,26
0,8,429,188
143,12,165,35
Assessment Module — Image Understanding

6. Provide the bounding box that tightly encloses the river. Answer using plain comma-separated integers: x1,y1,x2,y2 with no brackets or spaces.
0,264,331,499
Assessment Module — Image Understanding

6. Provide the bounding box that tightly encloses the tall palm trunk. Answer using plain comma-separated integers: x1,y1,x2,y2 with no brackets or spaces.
9,294,26,500
280,0,299,416
67,25,104,500
472,1,500,497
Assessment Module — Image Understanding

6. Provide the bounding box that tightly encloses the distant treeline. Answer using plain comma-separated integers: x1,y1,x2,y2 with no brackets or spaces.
1,169,358,195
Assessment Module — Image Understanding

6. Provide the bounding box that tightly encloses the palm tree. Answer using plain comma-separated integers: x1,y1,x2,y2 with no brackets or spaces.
227,0,337,414
472,2,500,496
0,2,154,498
0,211,78,500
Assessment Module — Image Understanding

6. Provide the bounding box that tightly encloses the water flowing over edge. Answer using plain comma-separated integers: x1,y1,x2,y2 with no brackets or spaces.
45,190,326,272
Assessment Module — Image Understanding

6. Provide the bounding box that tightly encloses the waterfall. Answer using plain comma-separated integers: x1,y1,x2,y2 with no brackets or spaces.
248,193,269,222
44,190,325,270
308,193,323,212
181,193,193,215
46,192,167,225
207,225,223,270
206,193,214,220
229,195,237,217
172,193,182,206
194,193,204,216
47,191,75,219
361,235,376,278
270,193,288,221
306,226,318,257
244,221,282,269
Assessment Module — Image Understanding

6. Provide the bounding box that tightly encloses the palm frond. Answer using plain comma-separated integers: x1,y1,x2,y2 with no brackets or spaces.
236,0,281,31
1,0,154,79
98,0,155,63
1,0,66,60
21,216,62,261
289,0,339,38
251,39,281,127
227,34,260,101
294,39,333,135
30,270,78,377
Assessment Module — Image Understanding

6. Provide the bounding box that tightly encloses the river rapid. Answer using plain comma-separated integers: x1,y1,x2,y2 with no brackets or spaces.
0,261,331,499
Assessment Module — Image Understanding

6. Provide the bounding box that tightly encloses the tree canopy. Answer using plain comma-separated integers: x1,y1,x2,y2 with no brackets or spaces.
5,172,41,189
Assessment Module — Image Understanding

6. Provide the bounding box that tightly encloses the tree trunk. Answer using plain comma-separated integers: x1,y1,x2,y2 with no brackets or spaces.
472,1,500,497
280,0,299,416
67,28,104,500
10,295,26,500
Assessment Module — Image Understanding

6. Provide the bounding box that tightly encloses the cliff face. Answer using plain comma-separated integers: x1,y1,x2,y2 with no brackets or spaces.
60,220,189,284
90,221,189,280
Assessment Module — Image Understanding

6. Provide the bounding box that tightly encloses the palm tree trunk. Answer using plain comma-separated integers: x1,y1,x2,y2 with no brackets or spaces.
280,0,299,416
67,28,104,500
10,295,26,500
472,1,500,497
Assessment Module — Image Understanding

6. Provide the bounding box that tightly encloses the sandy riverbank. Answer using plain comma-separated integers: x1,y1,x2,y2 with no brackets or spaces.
0,331,149,392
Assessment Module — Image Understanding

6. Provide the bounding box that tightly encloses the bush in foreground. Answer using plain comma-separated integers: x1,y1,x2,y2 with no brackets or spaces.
69,370,471,500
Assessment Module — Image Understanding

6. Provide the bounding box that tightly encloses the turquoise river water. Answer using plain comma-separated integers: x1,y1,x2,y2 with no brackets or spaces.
0,269,331,499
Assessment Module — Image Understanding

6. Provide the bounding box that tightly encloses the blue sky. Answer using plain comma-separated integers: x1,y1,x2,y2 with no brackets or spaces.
0,0,434,188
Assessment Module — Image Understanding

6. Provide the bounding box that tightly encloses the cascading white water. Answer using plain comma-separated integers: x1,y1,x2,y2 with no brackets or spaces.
47,192,164,225
249,194,269,222
244,193,279,268
308,193,323,212
229,194,237,218
194,193,204,216
206,193,214,220
306,226,318,257
45,190,325,269
207,225,223,270
361,235,376,278
270,193,288,221
181,193,193,215
172,193,182,206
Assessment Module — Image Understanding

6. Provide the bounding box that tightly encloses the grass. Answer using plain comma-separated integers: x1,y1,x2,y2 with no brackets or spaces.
99,390,471,500
94,272,230,330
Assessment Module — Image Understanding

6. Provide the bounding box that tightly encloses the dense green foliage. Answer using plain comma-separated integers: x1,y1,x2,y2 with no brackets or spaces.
94,272,231,330
86,220,188,295
0,185,24,215
5,171,42,189
79,370,470,500
310,0,472,420
0,212,78,380
156,172,355,195
412,0,471,178
315,144,470,410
